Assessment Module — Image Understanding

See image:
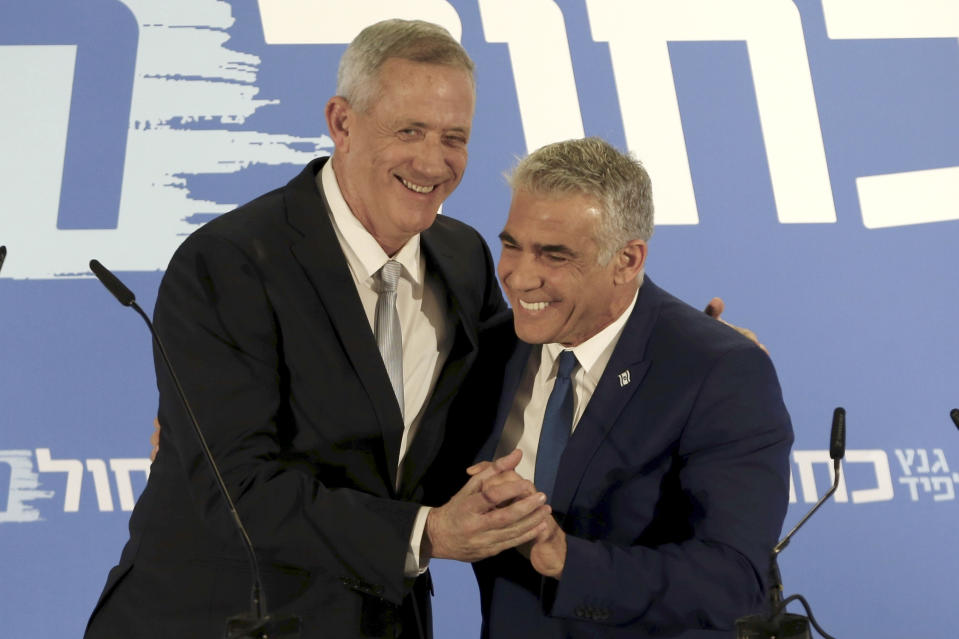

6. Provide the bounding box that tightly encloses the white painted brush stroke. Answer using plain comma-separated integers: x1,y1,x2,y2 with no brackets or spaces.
0,0,331,279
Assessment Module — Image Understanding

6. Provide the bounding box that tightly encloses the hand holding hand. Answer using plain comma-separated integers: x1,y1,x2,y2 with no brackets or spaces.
426,450,551,562
528,513,567,579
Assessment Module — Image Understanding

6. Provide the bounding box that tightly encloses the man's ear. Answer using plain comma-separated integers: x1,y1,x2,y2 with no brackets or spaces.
613,239,647,284
325,96,352,152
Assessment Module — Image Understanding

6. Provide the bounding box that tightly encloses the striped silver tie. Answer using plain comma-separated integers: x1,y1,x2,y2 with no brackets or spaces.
375,260,404,418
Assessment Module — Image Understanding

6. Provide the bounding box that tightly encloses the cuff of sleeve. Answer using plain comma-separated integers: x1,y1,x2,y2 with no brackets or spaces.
548,535,613,623
404,506,432,578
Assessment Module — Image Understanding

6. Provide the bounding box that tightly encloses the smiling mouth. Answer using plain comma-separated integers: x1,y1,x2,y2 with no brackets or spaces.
519,300,551,312
399,177,436,194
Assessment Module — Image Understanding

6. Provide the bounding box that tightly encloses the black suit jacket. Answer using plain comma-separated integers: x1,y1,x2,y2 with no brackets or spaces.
464,279,793,638
85,158,507,638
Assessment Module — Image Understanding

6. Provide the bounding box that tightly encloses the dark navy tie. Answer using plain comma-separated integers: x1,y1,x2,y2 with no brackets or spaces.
534,349,578,501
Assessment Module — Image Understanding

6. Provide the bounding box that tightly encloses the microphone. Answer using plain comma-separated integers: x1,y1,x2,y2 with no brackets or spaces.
88,259,301,639
951,409,959,430
89,259,135,306
735,407,845,639
0,245,7,275
773,407,844,557
829,407,845,462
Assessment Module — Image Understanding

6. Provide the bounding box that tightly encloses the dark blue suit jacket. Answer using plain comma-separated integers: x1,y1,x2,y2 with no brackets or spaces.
470,278,793,638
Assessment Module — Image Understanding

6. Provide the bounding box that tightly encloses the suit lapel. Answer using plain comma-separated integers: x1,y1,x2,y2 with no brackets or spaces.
476,338,532,463
285,158,406,491
550,280,663,514
397,228,482,493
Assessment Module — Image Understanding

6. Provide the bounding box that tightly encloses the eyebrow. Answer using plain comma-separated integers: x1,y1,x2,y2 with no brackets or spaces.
401,120,470,136
540,244,577,257
498,232,578,258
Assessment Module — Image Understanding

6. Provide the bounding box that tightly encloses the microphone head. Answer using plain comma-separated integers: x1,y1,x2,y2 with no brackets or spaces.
830,407,846,460
951,409,959,431
89,259,136,306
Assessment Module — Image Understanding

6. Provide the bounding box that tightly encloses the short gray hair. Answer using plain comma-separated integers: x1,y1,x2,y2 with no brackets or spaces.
507,137,654,264
337,19,475,113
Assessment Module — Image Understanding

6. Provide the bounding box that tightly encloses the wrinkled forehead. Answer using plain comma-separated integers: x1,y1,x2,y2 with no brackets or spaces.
503,190,604,242
375,57,476,97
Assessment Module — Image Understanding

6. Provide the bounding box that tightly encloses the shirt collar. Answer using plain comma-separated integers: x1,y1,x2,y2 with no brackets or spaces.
543,286,640,382
320,158,423,287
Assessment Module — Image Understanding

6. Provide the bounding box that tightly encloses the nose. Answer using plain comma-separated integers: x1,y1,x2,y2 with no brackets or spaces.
410,135,450,179
501,253,542,292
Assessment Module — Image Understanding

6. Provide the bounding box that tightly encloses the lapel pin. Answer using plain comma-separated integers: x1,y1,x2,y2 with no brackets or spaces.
618,370,631,387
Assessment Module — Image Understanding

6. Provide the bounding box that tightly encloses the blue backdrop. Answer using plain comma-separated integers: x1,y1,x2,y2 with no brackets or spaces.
2,1,958,637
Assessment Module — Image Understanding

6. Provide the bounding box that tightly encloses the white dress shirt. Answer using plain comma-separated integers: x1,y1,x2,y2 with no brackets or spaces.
319,160,452,574
494,289,639,483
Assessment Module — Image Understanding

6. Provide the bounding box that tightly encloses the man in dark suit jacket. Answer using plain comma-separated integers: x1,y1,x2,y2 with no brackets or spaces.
85,20,551,639
461,138,793,638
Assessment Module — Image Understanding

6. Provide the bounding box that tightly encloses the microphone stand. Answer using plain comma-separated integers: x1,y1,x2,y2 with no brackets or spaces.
89,259,301,639
736,408,845,639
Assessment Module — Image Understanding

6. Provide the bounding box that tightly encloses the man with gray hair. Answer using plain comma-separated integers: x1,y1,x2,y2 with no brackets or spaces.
85,19,552,639
455,137,793,637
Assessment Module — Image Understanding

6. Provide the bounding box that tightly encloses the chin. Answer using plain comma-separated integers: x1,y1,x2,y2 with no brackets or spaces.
400,209,440,234
512,321,552,346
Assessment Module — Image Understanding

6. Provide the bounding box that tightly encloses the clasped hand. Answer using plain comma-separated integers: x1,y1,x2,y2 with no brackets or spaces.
425,449,552,563
425,450,566,578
